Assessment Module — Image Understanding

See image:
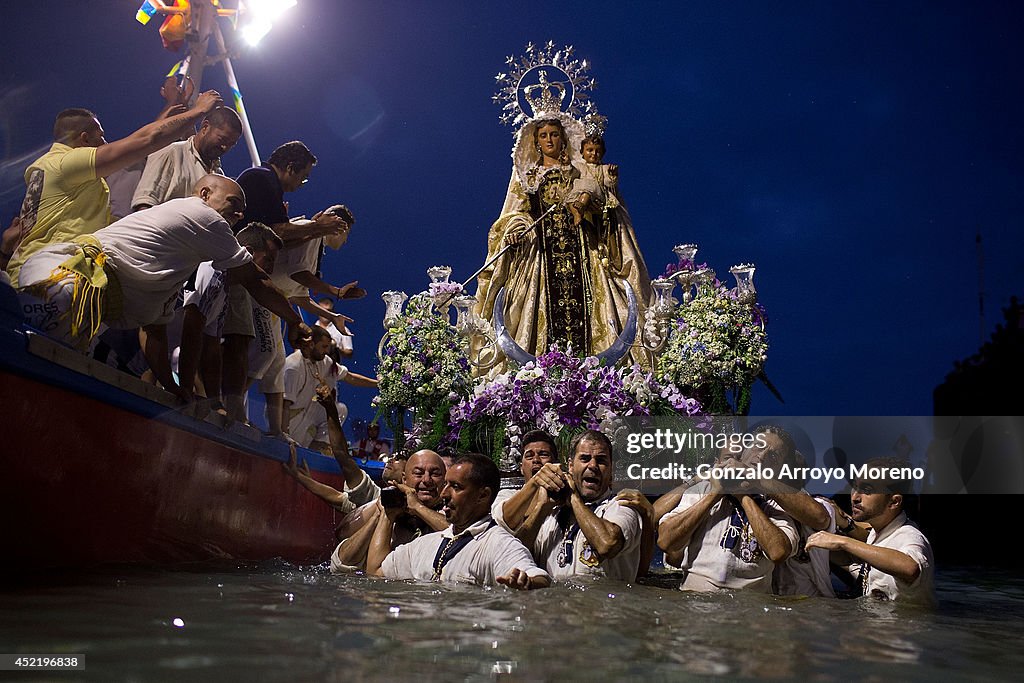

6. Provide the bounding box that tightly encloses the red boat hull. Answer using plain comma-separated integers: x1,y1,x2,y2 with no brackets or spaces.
2,369,347,568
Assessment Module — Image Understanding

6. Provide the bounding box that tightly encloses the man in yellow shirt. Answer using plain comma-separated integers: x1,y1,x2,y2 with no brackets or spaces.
5,91,223,286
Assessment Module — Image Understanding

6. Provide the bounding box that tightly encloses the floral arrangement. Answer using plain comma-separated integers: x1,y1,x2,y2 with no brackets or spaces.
447,346,701,466
661,260,708,279
375,294,473,450
428,281,464,298
656,280,769,414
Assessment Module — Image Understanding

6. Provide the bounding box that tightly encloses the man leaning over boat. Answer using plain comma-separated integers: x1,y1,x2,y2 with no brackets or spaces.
15,174,311,405
5,94,225,287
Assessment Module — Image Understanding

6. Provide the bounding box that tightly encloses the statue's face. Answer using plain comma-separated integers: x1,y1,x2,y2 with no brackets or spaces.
537,123,564,159
582,141,603,164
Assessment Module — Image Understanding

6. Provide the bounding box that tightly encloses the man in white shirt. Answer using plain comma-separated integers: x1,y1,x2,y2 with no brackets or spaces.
131,107,242,210
807,457,936,606
269,205,363,332
176,222,282,407
511,430,643,582
282,325,376,449
657,448,799,593
738,426,837,597
367,453,550,589
330,449,448,573
491,429,558,532
17,175,310,404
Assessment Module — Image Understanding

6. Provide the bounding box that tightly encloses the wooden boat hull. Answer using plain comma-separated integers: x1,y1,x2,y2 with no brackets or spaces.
0,283,381,569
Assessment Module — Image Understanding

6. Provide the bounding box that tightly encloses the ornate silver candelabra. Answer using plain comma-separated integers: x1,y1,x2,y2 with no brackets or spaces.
378,267,498,370
638,243,759,362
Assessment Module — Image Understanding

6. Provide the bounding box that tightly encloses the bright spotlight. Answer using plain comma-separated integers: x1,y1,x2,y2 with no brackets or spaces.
242,0,297,46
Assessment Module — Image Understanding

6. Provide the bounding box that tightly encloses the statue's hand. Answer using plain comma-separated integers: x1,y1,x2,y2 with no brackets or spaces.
569,202,583,226
504,223,531,247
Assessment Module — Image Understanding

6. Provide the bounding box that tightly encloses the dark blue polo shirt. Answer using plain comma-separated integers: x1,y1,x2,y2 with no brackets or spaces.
235,164,287,233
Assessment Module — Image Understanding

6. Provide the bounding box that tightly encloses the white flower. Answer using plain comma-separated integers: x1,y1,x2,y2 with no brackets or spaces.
515,366,544,382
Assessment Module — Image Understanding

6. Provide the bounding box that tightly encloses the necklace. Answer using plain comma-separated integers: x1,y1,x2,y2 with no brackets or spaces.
305,356,326,387
431,534,463,581
430,519,496,580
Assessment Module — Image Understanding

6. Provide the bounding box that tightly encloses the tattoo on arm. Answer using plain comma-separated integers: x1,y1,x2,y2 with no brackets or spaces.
20,169,44,231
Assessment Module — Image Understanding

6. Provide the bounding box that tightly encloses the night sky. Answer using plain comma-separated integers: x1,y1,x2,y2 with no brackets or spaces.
4,1,1023,425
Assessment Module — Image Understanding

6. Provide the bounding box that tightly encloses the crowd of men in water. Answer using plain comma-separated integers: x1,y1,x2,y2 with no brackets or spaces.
0,80,375,444
285,387,936,605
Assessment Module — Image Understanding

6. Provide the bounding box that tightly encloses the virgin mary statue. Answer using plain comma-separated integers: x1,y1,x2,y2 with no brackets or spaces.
473,65,653,371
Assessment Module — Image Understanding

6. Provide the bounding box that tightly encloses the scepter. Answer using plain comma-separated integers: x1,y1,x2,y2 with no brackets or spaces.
437,202,559,308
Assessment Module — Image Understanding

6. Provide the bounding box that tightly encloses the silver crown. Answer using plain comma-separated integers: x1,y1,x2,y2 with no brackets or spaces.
493,41,596,129
523,69,566,118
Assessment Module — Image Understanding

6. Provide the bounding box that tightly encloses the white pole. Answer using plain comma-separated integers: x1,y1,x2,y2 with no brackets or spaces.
212,21,261,166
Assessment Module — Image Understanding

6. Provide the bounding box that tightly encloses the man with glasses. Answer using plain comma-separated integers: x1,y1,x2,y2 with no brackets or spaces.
221,141,348,430
806,457,935,606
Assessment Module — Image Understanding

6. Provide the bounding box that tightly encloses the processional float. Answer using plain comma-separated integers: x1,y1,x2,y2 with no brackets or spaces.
377,42,760,373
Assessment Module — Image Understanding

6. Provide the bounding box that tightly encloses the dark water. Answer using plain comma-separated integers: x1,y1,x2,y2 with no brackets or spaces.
2,565,1023,682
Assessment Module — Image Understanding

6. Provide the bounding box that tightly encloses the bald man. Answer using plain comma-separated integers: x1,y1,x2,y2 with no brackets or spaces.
330,449,449,573
17,175,310,404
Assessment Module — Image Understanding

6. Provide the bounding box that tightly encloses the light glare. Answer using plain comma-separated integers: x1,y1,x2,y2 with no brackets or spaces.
247,0,296,21
242,19,273,46
242,0,296,46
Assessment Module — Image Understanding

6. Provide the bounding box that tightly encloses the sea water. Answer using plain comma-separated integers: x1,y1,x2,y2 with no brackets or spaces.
2,565,1023,682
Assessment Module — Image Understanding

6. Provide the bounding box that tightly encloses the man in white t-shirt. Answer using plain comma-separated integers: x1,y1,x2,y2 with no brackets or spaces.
246,205,362,437
738,426,837,597
269,204,364,333
657,444,799,593
366,453,550,589
511,430,642,583
491,429,558,532
17,175,310,404
330,449,448,573
282,325,376,449
807,457,936,606
176,222,282,407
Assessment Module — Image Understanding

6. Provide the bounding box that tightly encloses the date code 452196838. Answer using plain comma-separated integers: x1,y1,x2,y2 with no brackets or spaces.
0,654,85,670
